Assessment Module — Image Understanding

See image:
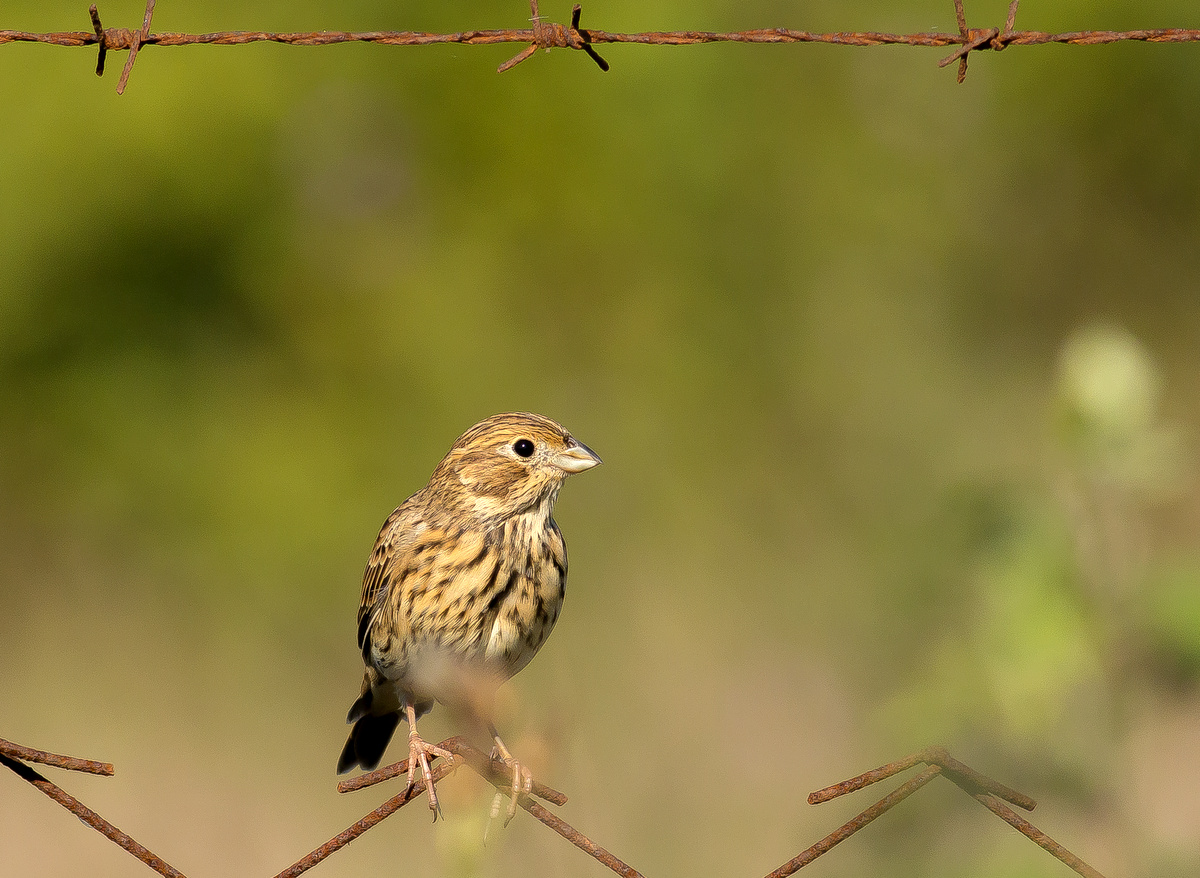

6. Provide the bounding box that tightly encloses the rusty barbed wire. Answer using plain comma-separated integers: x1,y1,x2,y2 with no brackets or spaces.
3,732,1111,878
3,0,1200,93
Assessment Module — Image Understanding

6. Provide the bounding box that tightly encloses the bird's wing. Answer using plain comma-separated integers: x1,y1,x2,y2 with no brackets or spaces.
356,504,419,657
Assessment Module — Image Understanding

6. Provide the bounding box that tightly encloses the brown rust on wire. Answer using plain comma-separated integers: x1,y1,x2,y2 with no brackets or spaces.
941,0,1020,80
4,0,1200,91
926,745,1037,811
0,731,1113,878
498,1,607,72
82,1,153,90
114,0,156,94
0,736,114,776
337,734,568,806
807,750,925,804
1,752,186,878
950,0,974,82
800,747,1107,878
809,746,1036,811
88,4,105,74
972,792,1108,878
273,759,460,878
443,735,570,806
333,736,462,793
331,735,637,877
767,765,944,878
461,739,642,878
125,26,1200,48
521,796,645,878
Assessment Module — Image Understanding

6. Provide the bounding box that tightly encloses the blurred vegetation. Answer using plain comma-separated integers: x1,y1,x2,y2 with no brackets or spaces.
2,2,1200,877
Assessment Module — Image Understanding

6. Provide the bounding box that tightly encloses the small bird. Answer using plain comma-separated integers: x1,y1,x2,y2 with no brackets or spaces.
337,412,600,821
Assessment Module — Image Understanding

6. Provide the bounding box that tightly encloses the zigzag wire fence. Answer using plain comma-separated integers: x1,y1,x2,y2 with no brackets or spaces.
2,0,1200,92
2,733,1109,878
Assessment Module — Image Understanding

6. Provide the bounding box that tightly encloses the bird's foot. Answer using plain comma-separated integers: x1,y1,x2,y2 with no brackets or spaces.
487,749,533,828
405,731,455,820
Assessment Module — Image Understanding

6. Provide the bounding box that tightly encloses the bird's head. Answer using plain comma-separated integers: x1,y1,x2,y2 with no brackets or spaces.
430,412,600,521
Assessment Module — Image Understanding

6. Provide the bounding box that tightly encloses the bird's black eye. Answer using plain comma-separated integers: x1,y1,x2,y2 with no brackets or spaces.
513,438,535,458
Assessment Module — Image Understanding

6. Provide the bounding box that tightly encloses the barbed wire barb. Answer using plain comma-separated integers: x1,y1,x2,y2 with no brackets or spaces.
88,5,105,75
5,0,1200,93
937,0,1020,81
118,0,156,94
84,1,154,91
496,1,608,73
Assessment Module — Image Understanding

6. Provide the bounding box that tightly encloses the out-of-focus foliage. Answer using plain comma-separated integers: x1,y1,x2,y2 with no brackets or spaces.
2,2,1199,877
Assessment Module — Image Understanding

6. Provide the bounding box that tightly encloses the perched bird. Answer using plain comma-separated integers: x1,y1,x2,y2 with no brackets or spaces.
337,412,600,820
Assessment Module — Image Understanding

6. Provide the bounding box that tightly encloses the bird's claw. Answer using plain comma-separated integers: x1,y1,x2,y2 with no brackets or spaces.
404,732,454,819
486,752,533,828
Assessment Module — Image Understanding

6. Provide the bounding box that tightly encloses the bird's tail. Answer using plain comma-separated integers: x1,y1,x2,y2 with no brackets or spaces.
336,676,435,774
337,710,401,774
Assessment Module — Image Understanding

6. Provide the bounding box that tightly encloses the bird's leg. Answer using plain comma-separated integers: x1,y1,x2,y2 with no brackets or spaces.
405,702,454,819
487,722,533,827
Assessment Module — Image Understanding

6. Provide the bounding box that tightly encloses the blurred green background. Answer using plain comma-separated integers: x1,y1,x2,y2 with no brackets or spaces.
2,1,1199,876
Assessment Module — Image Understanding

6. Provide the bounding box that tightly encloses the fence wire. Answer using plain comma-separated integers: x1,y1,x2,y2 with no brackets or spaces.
2,733,1109,878
2,0,1200,92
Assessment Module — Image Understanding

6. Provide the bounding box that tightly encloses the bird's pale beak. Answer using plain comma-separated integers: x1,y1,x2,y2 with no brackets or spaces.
553,441,602,474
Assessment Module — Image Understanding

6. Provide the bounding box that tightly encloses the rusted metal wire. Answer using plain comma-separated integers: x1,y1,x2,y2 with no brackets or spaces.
971,791,1108,878
518,796,645,878
4,0,1200,92
805,750,926,804
793,748,1109,878
3,732,1113,878
1,751,186,878
443,735,571,807
117,0,155,95
808,745,1037,811
447,737,642,877
765,765,944,878
336,736,642,878
0,735,114,776
497,1,608,73
923,745,1038,812
273,759,461,878
336,734,568,806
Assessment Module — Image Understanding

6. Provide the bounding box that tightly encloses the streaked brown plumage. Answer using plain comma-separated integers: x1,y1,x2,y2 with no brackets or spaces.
337,412,600,818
